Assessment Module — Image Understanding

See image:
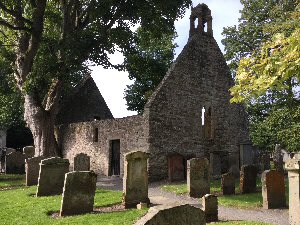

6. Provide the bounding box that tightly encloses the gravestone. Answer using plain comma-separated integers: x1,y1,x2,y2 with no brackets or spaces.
6,148,16,155
239,142,257,166
261,153,271,171
25,156,45,186
23,146,35,159
60,171,97,216
294,153,300,160
36,157,69,196
228,153,240,178
134,204,206,225
187,158,210,198
123,151,150,208
285,159,300,225
209,153,221,177
261,170,286,209
274,144,284,173
221,172,235,195
5,151,25,174
167,153,185,181
202,194,218,222
240,165,257,194
73,153,90,171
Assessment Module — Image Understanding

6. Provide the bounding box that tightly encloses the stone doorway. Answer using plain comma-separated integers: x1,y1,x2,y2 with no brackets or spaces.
109,140,120,176
167,153,185,182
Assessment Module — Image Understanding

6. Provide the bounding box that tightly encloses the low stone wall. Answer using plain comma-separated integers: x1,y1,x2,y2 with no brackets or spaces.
57,115,147,176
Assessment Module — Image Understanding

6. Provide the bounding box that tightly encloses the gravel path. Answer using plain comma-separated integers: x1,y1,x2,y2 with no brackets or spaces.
96,176,288,225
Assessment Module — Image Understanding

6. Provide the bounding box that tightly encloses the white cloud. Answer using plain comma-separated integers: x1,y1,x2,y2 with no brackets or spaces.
91,0,242,118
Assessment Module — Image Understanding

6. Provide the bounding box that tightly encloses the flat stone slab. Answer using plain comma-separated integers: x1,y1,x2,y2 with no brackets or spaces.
134,203,205,225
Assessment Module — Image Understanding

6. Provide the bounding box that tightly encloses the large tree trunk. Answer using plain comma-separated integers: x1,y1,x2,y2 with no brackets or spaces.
24,94,60,157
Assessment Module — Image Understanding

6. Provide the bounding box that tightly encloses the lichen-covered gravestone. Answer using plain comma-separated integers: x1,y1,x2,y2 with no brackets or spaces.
187,158,210,198
202,194,218,222
122,151,150,208
5,151,26,174
25,156,45,186
221,172,235,195
285,159,300,225
240,165,257,194
261,170,286,209
134,204,206,225
60,171,97,216
23,146,35,159
73,153,90,171
36,157,69,196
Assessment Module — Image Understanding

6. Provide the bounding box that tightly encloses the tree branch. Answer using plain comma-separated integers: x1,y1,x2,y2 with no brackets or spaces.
15,0,47,85
30,0,37,8
0,2,33,25
44,79,62,115
0,29,8,38
0,19,31,32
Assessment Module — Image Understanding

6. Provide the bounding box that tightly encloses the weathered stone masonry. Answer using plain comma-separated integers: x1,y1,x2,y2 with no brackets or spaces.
58,115,148,176
57,4,250,181
144,4,249,180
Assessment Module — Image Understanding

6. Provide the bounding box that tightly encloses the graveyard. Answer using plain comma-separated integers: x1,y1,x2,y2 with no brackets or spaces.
0,148,295,224
0,1,299,225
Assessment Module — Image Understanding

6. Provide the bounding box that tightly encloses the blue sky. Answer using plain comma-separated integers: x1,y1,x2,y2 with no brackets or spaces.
91,0,243,118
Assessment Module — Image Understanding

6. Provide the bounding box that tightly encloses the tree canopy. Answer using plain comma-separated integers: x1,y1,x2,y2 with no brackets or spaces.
124,27,176,113
222,0,300,152
0,0,191,156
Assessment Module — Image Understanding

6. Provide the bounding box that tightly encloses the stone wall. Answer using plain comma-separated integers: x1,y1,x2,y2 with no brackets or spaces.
58,115,148,176
144,16,249,180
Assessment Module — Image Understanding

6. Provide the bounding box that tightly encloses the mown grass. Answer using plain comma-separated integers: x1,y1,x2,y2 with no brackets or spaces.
0,174,147,225
161,177,289,209
212,221,273,225
0,174,25,188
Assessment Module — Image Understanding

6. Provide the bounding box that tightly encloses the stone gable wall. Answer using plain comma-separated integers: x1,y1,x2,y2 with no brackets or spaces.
144,32,249,180
58,115,147,176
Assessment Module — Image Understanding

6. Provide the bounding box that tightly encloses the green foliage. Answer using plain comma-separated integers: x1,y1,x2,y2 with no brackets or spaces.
0,0,191,145
231,26,300,103
250,107,300,152
124,27,176,113
221,0,279,73
222,0,300,152
0,74,23,129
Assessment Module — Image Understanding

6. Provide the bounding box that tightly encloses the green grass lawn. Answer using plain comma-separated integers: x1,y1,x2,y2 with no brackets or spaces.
161,177,289,209
212,221,273,225
0,174,25,188
0,174,147,225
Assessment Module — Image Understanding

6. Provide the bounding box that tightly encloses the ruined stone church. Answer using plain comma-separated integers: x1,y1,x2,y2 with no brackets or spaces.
57,4,251,181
